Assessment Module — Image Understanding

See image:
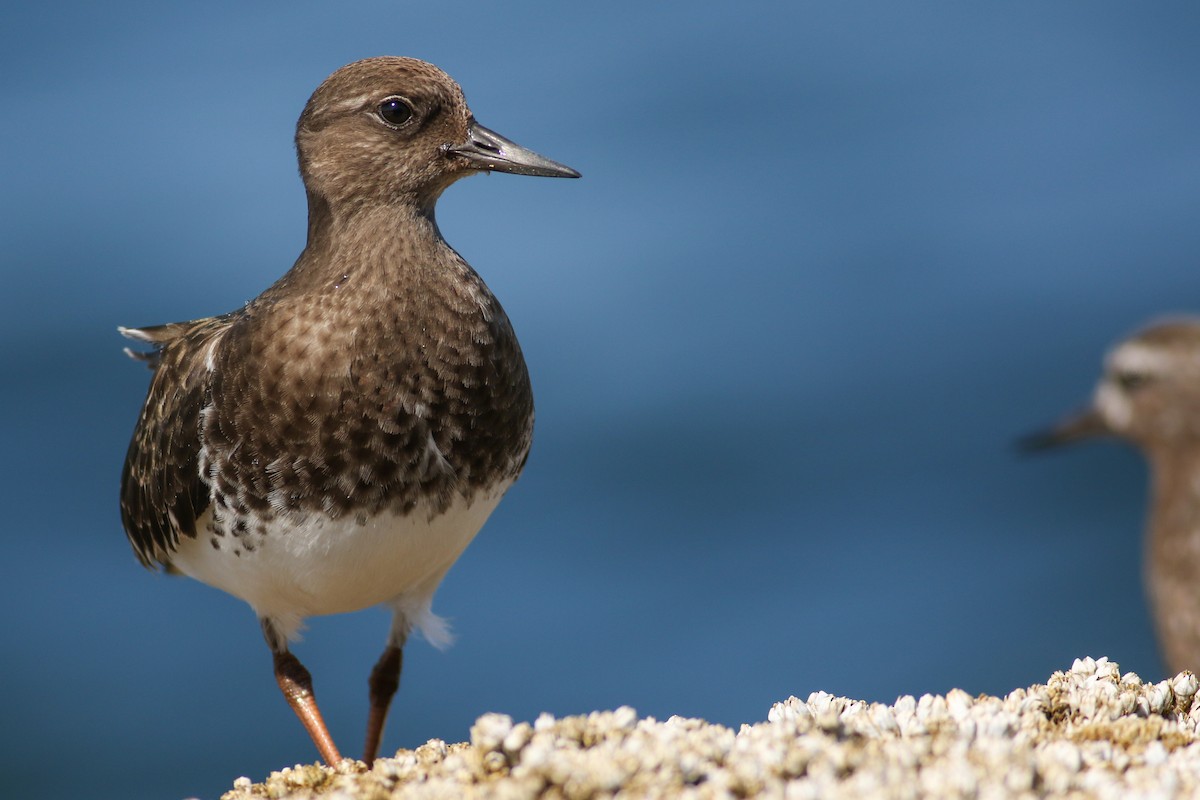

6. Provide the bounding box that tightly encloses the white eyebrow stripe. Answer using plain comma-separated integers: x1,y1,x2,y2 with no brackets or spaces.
331,93,375,114
1108,344,1176,376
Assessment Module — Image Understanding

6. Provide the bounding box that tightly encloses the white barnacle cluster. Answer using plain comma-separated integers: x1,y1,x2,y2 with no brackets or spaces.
223,657,1200,799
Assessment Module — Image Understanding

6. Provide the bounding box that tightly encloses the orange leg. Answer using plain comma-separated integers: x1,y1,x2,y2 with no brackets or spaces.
272,650,343,765
363,645,403,766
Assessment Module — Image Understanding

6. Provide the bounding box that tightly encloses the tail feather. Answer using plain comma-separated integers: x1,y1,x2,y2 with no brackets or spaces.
118,322,205,368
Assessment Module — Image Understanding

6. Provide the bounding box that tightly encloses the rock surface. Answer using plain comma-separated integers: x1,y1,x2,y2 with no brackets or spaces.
221,657,1200,799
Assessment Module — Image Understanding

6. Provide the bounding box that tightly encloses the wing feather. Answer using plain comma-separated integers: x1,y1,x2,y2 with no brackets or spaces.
119,317,232,569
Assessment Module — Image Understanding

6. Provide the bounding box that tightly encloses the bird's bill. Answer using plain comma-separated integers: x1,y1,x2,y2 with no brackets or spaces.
447,121,580,178
1018,407,1110,452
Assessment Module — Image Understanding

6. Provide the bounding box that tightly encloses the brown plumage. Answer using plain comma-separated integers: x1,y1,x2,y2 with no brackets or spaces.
1025,319,1200,677
119,56,578,766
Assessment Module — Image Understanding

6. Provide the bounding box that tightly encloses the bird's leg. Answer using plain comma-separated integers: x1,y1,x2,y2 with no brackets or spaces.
262,618,343,765
363,645,403,765
274,651,343,765
363,614,410,765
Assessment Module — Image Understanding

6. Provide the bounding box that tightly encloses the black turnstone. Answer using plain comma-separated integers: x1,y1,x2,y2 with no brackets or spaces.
119,56,578,766
1024,319,1200,676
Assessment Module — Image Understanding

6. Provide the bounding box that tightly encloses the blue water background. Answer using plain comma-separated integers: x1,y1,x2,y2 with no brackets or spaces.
4,2,1200,797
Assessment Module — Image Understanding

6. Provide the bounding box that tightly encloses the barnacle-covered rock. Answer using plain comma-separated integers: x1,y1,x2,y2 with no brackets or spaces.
222,657,1200,799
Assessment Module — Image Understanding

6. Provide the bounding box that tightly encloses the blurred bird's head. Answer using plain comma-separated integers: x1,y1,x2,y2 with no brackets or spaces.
1024,319,1200,454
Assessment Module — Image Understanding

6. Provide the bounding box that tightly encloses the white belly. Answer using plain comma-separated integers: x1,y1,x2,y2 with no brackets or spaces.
171,485,508,643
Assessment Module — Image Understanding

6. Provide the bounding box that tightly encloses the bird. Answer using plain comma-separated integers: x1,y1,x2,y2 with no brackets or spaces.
1023,318,1200,677
118,56,579,766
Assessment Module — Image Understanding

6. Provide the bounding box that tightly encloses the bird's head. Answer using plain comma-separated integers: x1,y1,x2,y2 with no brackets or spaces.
1023,319,1200,453
295,56,578,215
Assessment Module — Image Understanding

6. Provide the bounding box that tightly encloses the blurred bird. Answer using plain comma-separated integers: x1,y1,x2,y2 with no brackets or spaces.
1023,318,1200,676
118,56,579,766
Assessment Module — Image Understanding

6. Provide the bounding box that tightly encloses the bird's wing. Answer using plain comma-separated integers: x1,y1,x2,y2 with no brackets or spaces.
119,316,232,569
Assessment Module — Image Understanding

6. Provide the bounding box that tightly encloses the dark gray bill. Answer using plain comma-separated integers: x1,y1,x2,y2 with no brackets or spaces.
1017,407,1109,452
447,121,580,178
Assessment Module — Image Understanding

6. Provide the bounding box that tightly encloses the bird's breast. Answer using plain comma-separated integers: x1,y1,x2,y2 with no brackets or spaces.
196,273,532,553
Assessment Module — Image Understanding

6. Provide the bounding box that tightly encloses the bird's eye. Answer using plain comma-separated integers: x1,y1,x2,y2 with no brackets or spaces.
377,96,414,127
1114,371,1151,392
